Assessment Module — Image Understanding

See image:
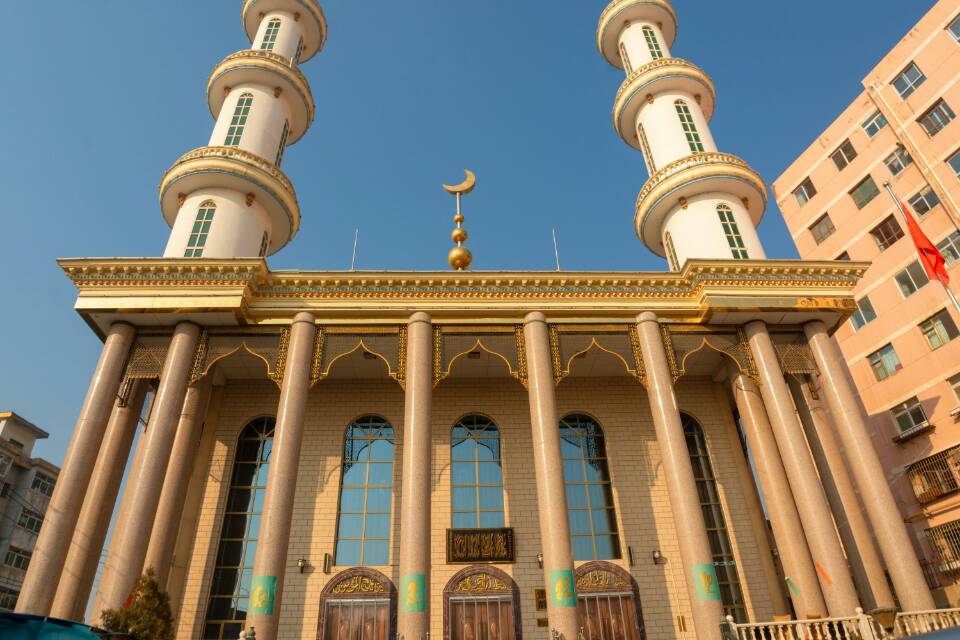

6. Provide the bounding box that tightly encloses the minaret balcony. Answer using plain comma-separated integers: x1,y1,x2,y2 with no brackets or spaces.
597,0,677,69
613,57,716,151
242,0,327,63
634,152,767,253
159,146,301,251
207,49,315,143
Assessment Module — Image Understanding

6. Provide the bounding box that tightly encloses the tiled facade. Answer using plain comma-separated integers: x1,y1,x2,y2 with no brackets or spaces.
773,0,960,601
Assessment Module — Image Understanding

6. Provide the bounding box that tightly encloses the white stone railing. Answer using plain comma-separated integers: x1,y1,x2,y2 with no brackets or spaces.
723,610,884,640
894,608,960,636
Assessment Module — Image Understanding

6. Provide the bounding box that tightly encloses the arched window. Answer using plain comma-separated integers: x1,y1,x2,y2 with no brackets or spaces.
674,100,705,153
451,415,505,529
682,413,746,622
619,42,632,73
444,566,522,640
335,416,395,567
275,120,290,167
258,231,269,257
664,231,680,271
560,415,621,561
642,26,664,60
204,416,275,640
717,204,749,260
260,18,281,51
224,93,253,147
185,201,216,258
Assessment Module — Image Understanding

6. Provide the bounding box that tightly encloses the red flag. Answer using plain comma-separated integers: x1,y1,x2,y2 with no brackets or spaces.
902,200,950,286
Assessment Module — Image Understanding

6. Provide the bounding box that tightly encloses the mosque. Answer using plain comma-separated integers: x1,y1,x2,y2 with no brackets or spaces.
13,1,940,639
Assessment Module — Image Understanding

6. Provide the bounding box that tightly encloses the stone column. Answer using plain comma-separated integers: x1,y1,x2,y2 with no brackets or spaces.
636,313,723,640
789,377,896,612
398,312,433,640
96,322,200,613
143,376,212,588
804,320,935,611
17,322,136,616
523,312,579,640
729,368,826,618
51,380,150,621
744,321,860,616
248,313,316,640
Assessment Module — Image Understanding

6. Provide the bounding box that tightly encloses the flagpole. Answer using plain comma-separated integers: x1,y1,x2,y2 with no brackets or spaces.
883,181,960,315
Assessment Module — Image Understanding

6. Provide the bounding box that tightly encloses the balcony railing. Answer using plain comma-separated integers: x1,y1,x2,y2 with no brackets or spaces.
723,608,960,640
907,445,960,504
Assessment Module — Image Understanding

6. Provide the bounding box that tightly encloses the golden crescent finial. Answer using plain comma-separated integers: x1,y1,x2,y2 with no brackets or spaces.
442,169,476,196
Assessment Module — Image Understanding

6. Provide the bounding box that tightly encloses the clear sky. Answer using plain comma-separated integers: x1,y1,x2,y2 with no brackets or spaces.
0,1,934,468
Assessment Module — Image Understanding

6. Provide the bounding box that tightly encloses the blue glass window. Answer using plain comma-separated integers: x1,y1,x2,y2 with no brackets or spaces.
204,417,274,640
334,416,395,567
560,414,620,561
451,415,505,529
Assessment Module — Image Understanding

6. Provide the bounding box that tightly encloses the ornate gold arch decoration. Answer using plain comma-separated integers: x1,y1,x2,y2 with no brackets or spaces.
662,327,758,383
434,338,524,388
192,340,283,387
314,338,401,387
555,338,640,384
628,324,647,387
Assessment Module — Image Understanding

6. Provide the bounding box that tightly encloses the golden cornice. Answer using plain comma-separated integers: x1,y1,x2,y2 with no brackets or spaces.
597,0,678,68
614,58,716,148
242,0,328,61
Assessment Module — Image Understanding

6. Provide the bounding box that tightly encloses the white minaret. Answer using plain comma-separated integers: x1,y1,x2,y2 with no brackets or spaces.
597,0,768,269
159,0,326,259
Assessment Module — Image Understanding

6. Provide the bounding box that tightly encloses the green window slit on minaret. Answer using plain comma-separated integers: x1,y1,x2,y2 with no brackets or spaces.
717,205,749,260
643,26,664,60
184,202,216,258
675,100,705,153
275,120,290,167
619,42,632,73
260,18,281,51
224,94,253,147
665,231,680,271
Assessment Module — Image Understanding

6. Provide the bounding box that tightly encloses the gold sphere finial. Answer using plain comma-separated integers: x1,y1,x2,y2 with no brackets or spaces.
448,246,473,271
451,228,468,244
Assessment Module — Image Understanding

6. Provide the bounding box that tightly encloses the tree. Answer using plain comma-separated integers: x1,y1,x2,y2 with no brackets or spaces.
99,568,175,640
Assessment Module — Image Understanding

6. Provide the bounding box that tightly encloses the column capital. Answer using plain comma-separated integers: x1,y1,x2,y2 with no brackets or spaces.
523,311,547,326
802,319,829,339
636,311,658,324
291,311,316,326
407,311,432,326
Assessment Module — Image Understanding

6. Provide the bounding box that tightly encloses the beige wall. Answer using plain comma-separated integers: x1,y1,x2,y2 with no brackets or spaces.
774,0,960,590
173,374,775,639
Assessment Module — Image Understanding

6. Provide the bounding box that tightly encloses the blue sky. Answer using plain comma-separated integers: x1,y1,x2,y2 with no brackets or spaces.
0,1,934,466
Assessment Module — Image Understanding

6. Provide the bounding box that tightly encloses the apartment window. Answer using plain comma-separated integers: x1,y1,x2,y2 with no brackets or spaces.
949,150,960,178
334,416,395,567
451,415,505,529
683,413,747,622
275,120,289,167
950,373,960,402
831,139,858,171
260,17,281,51
863,110,889,138
4,547,30,571
809,213,836,245
258,232,269,258
561,414,621,561
910,186,941,217
185,202,216,258
642,26,664,60
0,586,18,611
850,296,878,331
937,231,960,266
836,251,851,261
896,260,931,297
850,175,881,209
717,204,749,259
674,100,705,153
884,146,913,176
665,231,680,271
870,215,905,251
950,15,960,42
18,507,43,534
793,177,817,206
869,344,902,381
224,93,253,147
919,100,956,136
921,310,960,350
0,453,11,478
893,397,929,434
31,472,55,498
893,62,926,99
203,416,274,640
618,42,632,73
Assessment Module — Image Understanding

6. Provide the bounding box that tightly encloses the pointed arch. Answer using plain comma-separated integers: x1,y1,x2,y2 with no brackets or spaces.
558,338,638,382
437,338,521,386
319,339,400,386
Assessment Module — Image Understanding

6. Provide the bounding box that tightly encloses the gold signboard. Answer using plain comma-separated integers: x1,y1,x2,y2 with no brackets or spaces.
446,528,515,564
